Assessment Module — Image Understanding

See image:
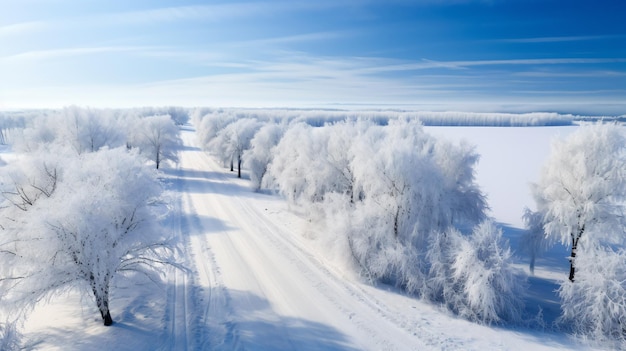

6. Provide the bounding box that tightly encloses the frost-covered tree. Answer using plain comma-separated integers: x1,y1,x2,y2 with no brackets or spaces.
267,121,367,204
520,208,555,275
242,123,285,190
131,115,180,169
268,119,487,285
0,148,178,326
350,120,486,246
209,118,262,178
12,115,57,153
13,107,125,154
531,123,626,282
196,111,236,153
64,107,125,154
163,107,189,126
266,123,322,203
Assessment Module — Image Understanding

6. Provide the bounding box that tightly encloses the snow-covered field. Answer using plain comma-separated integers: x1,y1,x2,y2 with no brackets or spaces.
6,123,607,350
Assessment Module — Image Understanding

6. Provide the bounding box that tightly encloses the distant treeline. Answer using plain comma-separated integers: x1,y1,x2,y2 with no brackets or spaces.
191,108,623,127
3,108,624,140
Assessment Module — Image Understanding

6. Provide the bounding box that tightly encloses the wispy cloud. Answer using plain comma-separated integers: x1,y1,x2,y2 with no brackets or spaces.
353,57,626,74
0,46,162,62
494,35,625,43
514,70,626,78
0,21,45,38
91,1,355,26
236,30,356,47
98,3,274,25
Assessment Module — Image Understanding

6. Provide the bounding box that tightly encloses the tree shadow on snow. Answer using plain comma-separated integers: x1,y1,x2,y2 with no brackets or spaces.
498,222,570,275
499,224,568,328
183,213,236,235
161,167,224,181
20,276,169,351
161,167,256,198
204,289,361,351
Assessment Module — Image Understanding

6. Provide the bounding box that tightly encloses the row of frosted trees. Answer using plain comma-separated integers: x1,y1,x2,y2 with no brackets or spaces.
0,107,184,348
195,109,626,344
194,110,526,324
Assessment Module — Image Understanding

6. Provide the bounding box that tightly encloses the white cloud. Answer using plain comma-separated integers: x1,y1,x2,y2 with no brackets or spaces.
0,21,45,38
0,46,162,62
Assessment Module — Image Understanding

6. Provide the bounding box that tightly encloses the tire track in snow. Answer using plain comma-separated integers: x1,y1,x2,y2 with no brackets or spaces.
179,142,297,350
161,172,192,351
177,147,237,350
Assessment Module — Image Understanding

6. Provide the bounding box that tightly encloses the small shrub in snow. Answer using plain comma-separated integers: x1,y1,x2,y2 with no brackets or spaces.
448,221,525,324
520,208,555,275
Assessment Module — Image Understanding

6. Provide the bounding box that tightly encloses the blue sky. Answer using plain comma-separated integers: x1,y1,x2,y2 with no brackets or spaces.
1,0,625,114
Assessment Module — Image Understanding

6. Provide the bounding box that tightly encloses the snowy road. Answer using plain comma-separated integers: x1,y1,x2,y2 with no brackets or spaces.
164,125,589,351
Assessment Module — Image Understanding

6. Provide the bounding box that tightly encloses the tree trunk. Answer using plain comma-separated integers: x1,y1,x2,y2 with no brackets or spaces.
238,157,242,178
90,275,113,326
568,244,576,282
393,206,400,239
102,308,113,326
568,227,583,282
155,145,161,169
230,158,234,172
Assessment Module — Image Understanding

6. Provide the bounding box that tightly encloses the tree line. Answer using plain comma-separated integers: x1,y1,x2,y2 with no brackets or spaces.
195,111,525,324
195,109,626,344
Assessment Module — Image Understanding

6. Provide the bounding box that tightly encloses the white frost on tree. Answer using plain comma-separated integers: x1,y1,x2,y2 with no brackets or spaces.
0,148,178,326
530,123,626,282
217,118,263,178
242,123,285,190
131,115,180,169
528,123,626,342
13,107,125,154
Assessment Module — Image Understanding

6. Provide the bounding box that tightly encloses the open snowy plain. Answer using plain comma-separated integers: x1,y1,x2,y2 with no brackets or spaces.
7,122,606,350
